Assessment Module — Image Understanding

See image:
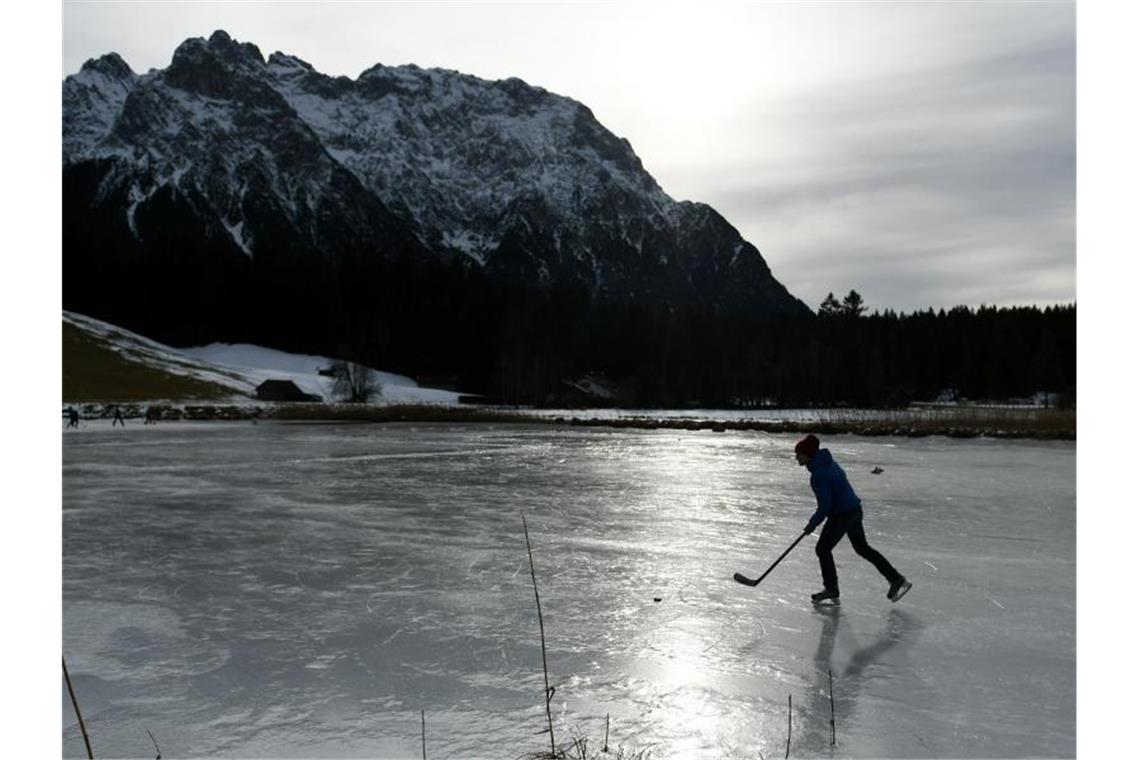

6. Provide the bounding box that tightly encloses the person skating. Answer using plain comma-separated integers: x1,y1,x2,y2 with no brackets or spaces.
112,406,125,427
795,434,911,604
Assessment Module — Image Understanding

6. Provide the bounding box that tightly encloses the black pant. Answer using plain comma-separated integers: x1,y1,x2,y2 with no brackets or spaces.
815,508,902,590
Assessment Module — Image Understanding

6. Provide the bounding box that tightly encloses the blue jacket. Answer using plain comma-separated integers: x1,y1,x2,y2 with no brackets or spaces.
805,448,861,530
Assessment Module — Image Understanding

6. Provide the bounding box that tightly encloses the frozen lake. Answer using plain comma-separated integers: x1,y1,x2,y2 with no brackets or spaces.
62,422,1075,758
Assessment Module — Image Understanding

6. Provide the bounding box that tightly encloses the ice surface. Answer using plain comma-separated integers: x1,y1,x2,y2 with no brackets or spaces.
62,424,1075,758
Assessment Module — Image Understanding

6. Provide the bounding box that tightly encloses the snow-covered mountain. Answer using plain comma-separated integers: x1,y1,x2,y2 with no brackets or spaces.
63,30,807,351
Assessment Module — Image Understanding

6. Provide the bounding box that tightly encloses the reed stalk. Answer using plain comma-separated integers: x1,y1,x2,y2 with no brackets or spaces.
785,694,791,759
828,670,836,746
522,512,557,757
62,657,94,760
146,728,161,759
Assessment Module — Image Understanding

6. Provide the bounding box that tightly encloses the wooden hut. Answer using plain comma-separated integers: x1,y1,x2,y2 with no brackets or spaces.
255,379,321,402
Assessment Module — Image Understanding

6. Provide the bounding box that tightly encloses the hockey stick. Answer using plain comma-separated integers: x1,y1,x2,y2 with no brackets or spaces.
733,531,809,587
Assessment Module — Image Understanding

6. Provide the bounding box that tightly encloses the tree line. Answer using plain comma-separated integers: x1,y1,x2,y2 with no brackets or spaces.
484,288,1076,409
63,187,1074,409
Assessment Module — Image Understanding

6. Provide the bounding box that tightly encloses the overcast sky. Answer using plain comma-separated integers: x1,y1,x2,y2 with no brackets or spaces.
62,0,1075,312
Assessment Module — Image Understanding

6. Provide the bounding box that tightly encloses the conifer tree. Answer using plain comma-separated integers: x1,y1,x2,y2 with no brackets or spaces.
842,290,867,317
819,292,843,316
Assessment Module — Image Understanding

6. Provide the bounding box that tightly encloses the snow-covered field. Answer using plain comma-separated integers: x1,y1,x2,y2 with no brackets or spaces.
64,311,462,405
62,423,1074,758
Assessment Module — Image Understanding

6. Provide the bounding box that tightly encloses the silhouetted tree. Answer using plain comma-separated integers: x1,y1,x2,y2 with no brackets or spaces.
329,360,381,403
842,290,867,317
819,292,843,316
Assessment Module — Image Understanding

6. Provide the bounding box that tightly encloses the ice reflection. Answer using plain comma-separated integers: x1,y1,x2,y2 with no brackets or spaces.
63,423,1075,758
799,607,925,755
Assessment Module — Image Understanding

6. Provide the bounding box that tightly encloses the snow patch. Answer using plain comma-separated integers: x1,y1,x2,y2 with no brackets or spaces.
222,218,253,256
441,229,492,263
730,242,743,266
64,311,464,405
124,182,157,240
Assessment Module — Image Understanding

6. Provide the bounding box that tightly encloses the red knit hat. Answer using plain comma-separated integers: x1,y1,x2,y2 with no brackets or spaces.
794,434,820,458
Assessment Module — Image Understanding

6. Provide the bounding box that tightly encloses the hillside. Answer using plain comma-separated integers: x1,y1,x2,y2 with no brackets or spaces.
62,311,462,405
63,321,240,403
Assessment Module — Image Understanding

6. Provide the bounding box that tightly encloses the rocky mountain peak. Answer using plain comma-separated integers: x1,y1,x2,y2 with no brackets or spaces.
79,52,135,81
266,51,315,73
164,30,268,97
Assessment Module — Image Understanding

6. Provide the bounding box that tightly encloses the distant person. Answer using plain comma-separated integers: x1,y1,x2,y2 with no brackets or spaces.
795,434,910,604
144,406,159,425
66,406,79,429
112,406,125,427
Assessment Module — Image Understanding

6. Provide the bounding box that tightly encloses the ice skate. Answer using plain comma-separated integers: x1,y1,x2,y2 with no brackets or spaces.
811,587,840,606
888,577,912,602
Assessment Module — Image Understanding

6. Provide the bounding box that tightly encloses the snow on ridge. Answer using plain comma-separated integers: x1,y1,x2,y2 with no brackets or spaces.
67,32,681,256
267,56,678,245
63,64,140,162
66,33,748,305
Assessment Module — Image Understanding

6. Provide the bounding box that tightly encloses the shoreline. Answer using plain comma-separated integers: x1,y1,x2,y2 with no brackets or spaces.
61,402,1076,441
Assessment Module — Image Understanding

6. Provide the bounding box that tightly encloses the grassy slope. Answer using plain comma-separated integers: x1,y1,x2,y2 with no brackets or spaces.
62,322,238,402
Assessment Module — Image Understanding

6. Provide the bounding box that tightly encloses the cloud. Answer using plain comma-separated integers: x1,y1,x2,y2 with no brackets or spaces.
667,12,1075,311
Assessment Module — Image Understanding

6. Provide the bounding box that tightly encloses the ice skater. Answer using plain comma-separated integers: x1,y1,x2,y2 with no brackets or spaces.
795,434,911,605
66,406,80,429
112,406,125,427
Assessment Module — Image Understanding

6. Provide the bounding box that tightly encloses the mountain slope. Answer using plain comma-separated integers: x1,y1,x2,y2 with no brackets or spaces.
63,319,241,403
63,311,461,404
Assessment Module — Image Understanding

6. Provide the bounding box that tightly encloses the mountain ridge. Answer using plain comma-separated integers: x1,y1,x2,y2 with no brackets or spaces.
63,30,808,390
